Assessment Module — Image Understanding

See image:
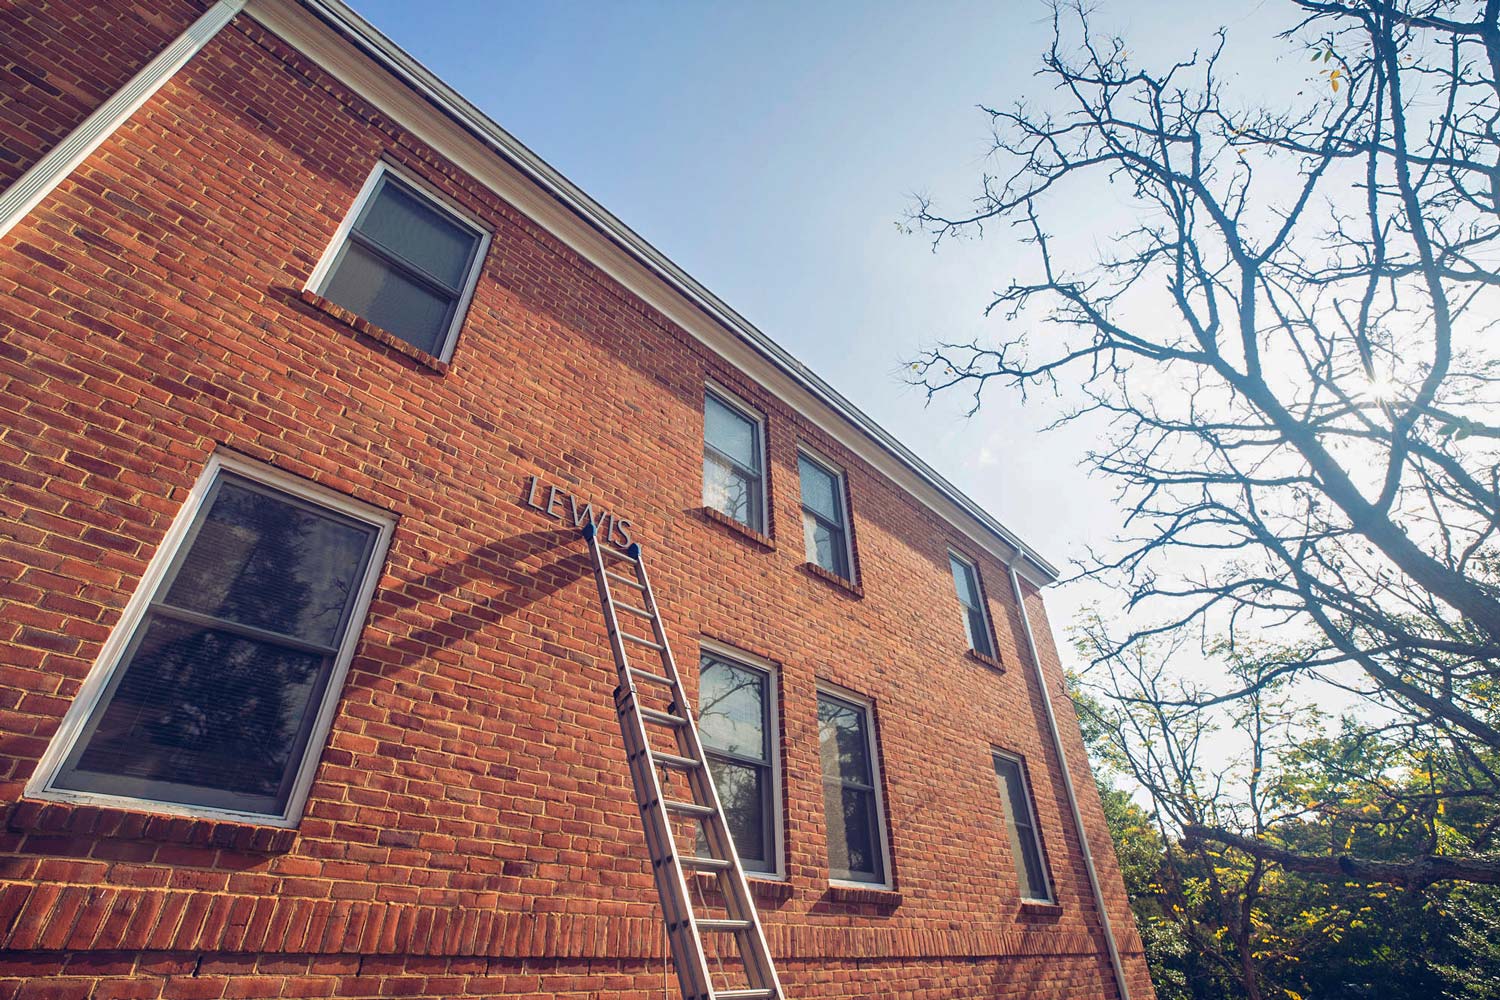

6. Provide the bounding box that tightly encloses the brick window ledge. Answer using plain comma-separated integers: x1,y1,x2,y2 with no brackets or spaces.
800,561,864,598
966,648,1006,673
700,506,775,550
298,289,450,374
1019,899,1064,917
694,870,795,901
7,798,296,853
824,883,902,907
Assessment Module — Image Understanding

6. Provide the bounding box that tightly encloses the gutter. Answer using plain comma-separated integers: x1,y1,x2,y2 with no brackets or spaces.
283,0,1062,585
1006,555,1131,999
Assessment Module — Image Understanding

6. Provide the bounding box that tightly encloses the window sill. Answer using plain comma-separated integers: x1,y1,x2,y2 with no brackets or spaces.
694,870,795,901
7,798,297,853
298,289,450,374
824,883,902,907
700,506,775,550
1019,898,1063,917
800,561,864,598
966,648,1005,673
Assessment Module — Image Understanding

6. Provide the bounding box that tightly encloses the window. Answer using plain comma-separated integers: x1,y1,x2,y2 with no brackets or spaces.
697,650,779,875
798,452,851,579
34,456,391,824
702,387,766,532
992,751,1052,902
817,688,889,885
949,552,996,659
311,162,489,359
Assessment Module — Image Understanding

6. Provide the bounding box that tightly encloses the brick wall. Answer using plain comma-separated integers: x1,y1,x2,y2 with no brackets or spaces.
0,5,1155,998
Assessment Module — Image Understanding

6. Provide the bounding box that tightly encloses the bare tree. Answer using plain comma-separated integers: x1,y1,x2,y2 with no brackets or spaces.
909,0,1500,878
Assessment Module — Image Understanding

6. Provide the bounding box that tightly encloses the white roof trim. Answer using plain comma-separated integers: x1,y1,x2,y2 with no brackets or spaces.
243,0,1059,585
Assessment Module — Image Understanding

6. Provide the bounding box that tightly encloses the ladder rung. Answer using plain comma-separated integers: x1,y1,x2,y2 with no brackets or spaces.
717,991,775,1000
639,707,686,727
651,751,700,770
620,632,665,651
599,545,637,562
612,599,653,619
629,667,675,688
679,855,732,872
695,919,751,933
662,799,714,818
604,570,645,589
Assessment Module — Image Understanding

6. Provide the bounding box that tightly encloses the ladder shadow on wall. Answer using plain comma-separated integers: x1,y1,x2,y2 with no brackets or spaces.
358,525,606,683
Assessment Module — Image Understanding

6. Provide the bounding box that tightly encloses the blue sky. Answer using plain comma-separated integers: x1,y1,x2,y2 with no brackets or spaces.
345,0,1286,641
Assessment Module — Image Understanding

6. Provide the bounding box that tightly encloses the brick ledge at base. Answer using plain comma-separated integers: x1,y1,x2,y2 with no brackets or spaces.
0,883,1142,962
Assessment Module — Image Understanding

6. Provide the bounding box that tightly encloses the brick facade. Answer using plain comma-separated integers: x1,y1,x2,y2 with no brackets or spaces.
0,3,1155,997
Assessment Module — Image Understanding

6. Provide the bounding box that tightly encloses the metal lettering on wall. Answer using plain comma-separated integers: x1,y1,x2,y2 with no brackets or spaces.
521,475,635,549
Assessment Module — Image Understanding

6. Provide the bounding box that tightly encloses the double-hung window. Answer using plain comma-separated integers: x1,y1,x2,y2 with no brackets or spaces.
34,456,391,824
311,162,489,360
697,651,779,875
949,552,996,658
702,388,767,533
798,452,851,580
992,751,1053,902
817,688,890,885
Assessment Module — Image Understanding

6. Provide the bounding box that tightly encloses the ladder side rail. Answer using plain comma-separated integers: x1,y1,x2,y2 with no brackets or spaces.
585,531,716,1000
633,554,784,997
618,695,715,1000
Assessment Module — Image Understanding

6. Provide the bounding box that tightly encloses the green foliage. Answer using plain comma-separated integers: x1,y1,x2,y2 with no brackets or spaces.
1076,677,1500,999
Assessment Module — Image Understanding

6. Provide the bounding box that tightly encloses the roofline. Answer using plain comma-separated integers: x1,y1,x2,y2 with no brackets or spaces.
275,0,1061,584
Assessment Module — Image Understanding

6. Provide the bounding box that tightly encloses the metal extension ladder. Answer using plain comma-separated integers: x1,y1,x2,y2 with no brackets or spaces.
580,521,785,1000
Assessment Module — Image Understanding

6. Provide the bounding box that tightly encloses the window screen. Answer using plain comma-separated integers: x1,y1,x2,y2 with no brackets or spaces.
818,691,886,884
799,455,849,579
993,752,1052,901
49,472,382,818
949,553,995,658
703,390,765,531
319,169,485,357
698,655,776,873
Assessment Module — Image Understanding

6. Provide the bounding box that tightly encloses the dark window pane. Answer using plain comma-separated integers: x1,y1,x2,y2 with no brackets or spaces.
818,695,871,786
699,659,767,761
994,756,1050,900
798,456,841,523
803,513,847,578
52,472,381,819
704,394,759,470
967,607,994,657
703,452,760,529
57,617,328,813
706,758,769,870
322,241,453,355
164,480,374,646
823,783,882,882
356,180,477,288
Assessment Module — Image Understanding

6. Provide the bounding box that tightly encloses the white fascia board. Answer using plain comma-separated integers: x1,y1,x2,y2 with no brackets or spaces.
0,0,247,241
243,0,1060,588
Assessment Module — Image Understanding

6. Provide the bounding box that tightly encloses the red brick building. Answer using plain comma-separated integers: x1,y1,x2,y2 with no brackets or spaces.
0,2,1155,997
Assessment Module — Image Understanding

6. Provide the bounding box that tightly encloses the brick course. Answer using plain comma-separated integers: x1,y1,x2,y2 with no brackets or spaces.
0,5,1155,997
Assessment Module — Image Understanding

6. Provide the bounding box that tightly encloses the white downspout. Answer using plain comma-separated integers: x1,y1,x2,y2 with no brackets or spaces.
1006,555,1132,1000
0,0,247,242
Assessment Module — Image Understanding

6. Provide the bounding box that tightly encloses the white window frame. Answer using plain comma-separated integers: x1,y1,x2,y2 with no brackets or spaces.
797,446,855,582
948,548,997,658
305,159,491,363
697,638,784,880
702,381,770,534
816,681,893,889
991,749,1055,903
26,452,395,828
